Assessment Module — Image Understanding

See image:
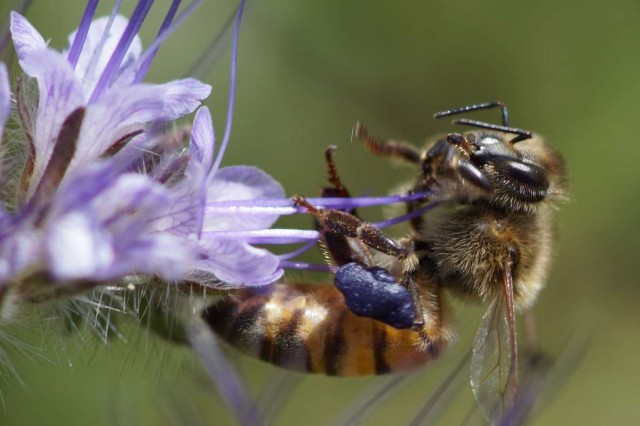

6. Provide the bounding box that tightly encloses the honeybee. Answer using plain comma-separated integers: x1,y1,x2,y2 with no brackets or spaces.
202,102,566,421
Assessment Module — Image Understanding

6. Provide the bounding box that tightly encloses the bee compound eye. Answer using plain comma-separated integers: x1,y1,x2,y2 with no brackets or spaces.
491,157,550,192
334,263,415,329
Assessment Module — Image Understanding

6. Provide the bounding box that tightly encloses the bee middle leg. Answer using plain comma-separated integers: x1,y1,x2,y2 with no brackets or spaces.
315,146,369,266
321,145,353,200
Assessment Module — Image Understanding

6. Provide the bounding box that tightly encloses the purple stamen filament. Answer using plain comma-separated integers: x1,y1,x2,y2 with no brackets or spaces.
206,190,433,216
132,0,204,83
67,0,99,69
133,0,181,83
201,229,320,245
83,0,121,86
204,192,439,273
373,202,439,229
89,0,154,103
209,0,245,177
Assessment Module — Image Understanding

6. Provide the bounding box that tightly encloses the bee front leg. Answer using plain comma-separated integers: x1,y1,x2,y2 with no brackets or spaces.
353,122,421,164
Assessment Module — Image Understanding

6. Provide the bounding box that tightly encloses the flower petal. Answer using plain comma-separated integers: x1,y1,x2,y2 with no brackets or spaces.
0,223,42,286
66,15,142,95
46,211,115,280
204,166,285,232
0,63,10,137
19,49,86,197
46,211,192,281
47,164,194,281
156,107,216,238
70,79,211,168
189,106,215,173
54,163,168,225
10,12,46,61
195,239,283,286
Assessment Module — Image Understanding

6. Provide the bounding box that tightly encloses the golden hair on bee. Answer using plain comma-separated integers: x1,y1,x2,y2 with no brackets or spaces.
204,280,454,376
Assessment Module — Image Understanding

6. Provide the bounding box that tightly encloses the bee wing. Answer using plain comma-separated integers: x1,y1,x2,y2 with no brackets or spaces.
470,262,518,425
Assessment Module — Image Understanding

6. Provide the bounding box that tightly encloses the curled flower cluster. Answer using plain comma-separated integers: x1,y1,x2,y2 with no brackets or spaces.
0,2,286,313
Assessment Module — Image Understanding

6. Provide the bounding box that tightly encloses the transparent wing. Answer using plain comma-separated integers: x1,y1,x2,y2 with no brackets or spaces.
470,264,518,425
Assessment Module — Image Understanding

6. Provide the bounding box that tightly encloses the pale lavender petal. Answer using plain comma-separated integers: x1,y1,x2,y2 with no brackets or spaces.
9,12,46,61
151,178,204,239
46,213,191,281
0,63,10,136
54,168,169,225
159,79,212,119
189,106,215,174
156,107,215,238
49,162,120,214
66,15,142,95
132,0,180,83
89,0,153,102
204,166,285,232
47,165,193,281
196,239,282,286
119,233,193,280
46,211,115,279
0,225,42,286
70,79,211,168
20,49,86,197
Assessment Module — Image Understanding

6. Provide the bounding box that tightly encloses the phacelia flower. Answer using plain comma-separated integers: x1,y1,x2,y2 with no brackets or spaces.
0,1,284,309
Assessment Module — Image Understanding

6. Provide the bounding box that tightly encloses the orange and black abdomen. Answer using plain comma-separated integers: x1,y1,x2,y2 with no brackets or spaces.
202,283,447,376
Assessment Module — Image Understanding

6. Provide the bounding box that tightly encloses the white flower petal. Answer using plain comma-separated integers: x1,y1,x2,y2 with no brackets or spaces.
189,106,215,173
46,164,194,281
156,107,216,238
0,63,10,137
10,12,46,61
0,224,42,285
70,79,211,168
204,166,285,232
19,49,86,198
47,211,115,280
66,15,142,94
97,232,192,281
196,239,282,286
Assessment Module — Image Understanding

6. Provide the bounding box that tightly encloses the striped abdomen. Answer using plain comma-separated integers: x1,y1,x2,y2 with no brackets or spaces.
202,282,449,376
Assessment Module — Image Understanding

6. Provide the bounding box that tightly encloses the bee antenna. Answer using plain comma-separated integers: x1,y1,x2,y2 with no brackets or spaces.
433,102,532,143
433,101,510,126
452,118,532,143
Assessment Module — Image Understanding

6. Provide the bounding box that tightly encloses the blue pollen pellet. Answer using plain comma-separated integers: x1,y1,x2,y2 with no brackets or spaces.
334,262,415,329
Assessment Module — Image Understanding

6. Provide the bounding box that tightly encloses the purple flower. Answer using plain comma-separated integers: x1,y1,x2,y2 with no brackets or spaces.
0,3,284,298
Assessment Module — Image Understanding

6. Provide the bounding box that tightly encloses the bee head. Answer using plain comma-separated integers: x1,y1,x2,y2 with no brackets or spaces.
448,131,551,204
428,102,562,210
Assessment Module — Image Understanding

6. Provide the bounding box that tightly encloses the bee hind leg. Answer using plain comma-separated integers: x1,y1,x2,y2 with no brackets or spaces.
334,262,418,329
293,197,425,330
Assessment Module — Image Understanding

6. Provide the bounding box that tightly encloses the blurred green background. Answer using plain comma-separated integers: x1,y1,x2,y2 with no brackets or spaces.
1,0,639,425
